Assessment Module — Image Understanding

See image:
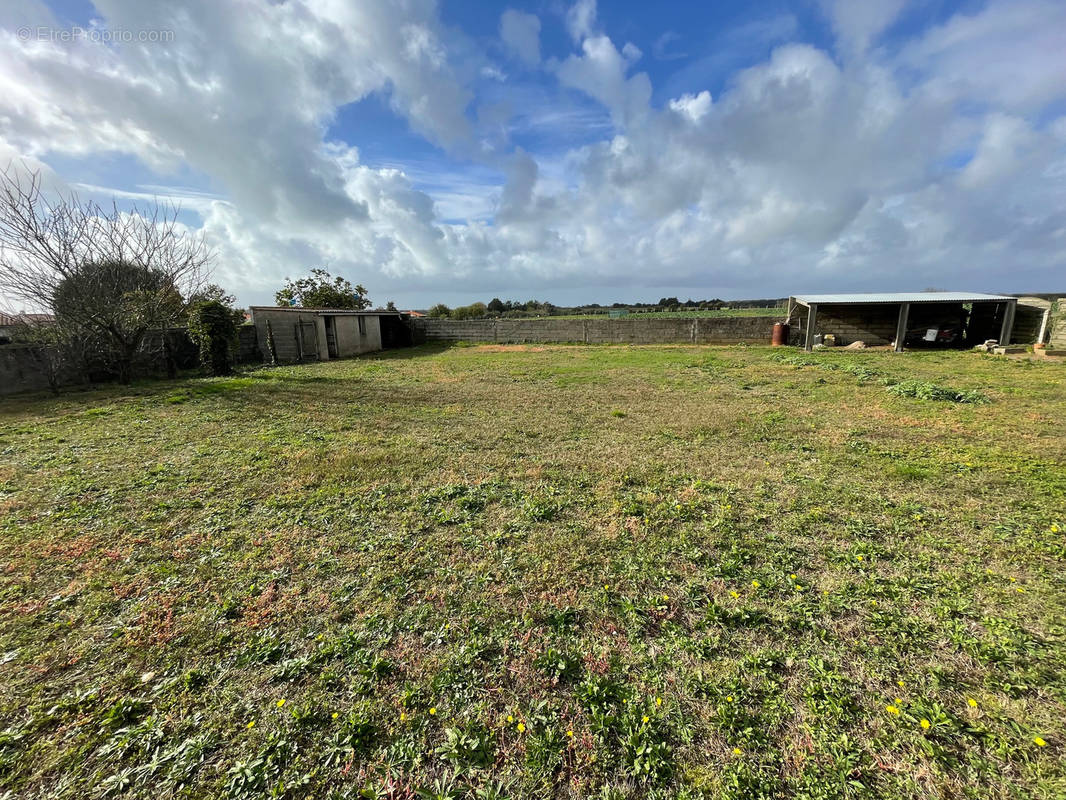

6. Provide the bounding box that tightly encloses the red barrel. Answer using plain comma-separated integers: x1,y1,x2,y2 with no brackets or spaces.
771,322,789,346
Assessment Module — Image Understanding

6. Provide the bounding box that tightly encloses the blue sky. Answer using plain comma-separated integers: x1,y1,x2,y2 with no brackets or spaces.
1,0,1064,309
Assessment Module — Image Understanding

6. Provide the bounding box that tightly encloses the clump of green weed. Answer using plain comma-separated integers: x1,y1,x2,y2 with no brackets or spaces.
886,380,989,404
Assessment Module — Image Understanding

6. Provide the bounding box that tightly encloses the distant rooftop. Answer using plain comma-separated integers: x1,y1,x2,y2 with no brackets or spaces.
790,292,1014,306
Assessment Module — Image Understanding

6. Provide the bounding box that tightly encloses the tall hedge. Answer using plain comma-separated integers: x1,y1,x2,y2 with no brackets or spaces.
187,300,240,376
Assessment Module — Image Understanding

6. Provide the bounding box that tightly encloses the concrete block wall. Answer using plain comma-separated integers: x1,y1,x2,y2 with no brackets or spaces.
237,325,261,363
1013,299,1050,345
1048,299,1066,349
787,304,899,346
252,309,326,363
0,345,70,395
407,316,780,345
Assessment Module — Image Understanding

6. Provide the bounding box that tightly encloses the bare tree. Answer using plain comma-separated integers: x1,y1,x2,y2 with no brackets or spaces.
0,164,212,383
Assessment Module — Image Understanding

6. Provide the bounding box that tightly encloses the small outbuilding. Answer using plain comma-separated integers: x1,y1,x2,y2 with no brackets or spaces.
786,292,1017,352
248,307,410,363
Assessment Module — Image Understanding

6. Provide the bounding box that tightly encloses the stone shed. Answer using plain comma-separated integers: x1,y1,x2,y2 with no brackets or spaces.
248,307,408,363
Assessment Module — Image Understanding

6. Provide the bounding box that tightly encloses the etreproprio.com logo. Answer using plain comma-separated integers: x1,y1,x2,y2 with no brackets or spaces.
16,26,175,44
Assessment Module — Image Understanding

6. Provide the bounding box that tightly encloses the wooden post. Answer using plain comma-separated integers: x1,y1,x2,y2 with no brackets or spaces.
999,300,1016,345
804,303,818,351
894,303,910,352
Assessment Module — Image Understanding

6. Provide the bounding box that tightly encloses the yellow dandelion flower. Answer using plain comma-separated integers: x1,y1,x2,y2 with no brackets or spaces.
507,715,514,723
967,698,978,708
729,591,740,599
733,747,742,755
331,712,339,720
895,697,902,704
1051,524,1060,533
400,711,407,722
898,680,905,688
751,580,760,588
246,720,255,729
856,555,863,561
566,729,574,738
1016,587,1025,593
662,594,669,602
656,697,663,706
796,585,805,591
604,584,610,591
790,573,797,579
920,719,930,730
1034,737,1047,747
276,699,286,708
1009,576,1016,582
642,715,650,724
429,707,437,716
726,695,734,703
517,722,526,733
886,705,900,715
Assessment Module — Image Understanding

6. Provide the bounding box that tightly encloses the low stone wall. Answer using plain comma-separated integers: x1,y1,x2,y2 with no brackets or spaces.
407,316,783,345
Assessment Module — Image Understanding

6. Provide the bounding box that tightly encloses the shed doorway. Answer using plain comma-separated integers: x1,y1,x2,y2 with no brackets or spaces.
323,316,339,359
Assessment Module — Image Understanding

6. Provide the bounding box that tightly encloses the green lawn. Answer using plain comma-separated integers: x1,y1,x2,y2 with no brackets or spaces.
1,344,1063,799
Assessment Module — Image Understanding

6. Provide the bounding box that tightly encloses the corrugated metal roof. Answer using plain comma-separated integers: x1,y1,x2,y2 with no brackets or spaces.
790,292,1014,305
248,306,401,315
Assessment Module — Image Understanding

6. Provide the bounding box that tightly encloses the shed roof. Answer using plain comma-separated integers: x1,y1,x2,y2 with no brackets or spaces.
248,306,402,316
790,292,1014,306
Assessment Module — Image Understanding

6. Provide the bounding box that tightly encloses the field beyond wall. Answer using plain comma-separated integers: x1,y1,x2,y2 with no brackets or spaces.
1,344,1064,799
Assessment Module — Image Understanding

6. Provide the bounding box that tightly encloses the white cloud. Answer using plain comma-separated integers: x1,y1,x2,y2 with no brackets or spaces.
668,91,712,122
500,9,540,66
566,0,597,43
555,36,652,128
0,0,1063,307
823,0,908,56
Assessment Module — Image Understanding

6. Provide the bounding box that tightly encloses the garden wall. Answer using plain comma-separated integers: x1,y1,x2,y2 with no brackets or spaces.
0,326,262,397
406,316,785,345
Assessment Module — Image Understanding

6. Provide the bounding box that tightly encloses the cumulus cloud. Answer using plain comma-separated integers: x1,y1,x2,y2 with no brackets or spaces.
556,36,652,128
500,9,540,66
0,0,1063,307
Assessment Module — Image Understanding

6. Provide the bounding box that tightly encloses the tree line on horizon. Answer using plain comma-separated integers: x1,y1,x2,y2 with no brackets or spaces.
424,296,785,320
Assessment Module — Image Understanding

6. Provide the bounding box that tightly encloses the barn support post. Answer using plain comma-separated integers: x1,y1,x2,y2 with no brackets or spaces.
804,303,818,351
999,299,1016,345
894,303,910,352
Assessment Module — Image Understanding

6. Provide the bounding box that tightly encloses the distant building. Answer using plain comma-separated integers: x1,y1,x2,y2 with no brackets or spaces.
0,312,55,343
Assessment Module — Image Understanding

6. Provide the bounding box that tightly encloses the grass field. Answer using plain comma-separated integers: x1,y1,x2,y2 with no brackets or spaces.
547,308,782,320
1,344,1064,799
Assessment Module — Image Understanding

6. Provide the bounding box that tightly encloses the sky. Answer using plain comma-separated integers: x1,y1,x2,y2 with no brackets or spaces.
1,0,1064,310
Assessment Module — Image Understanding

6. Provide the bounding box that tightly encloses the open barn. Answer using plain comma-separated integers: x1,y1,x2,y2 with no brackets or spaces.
786,292,1018,352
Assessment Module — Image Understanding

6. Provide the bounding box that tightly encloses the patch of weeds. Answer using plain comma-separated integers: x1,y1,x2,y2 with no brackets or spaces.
436,722,494,769
886,380,989,404
533,647,582,683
